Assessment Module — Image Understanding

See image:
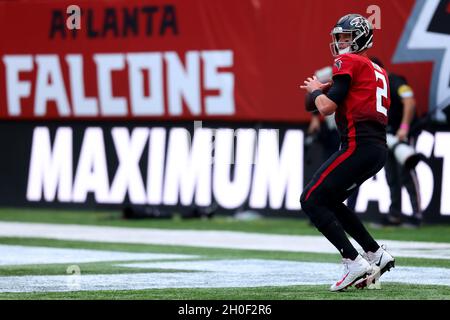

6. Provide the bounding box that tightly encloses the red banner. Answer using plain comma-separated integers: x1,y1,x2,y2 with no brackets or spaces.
0,0,438,122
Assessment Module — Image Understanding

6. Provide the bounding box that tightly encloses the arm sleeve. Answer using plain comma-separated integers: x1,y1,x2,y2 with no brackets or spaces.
326,74,351,105
398,84,414,99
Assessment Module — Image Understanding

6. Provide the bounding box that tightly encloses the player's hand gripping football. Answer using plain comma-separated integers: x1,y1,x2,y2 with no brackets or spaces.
300,75,332,93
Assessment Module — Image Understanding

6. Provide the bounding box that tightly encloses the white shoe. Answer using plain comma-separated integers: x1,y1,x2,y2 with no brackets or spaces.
330,255,372,292
356,245,395,289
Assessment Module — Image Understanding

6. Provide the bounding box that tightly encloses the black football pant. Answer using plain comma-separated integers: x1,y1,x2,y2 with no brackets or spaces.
300,141,387,259
385,150,422,220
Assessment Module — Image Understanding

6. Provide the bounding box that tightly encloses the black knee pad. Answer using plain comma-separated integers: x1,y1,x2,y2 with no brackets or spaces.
300,196,335,230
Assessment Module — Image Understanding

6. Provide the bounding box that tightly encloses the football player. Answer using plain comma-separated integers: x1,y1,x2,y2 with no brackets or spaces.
299,14,395,291
369,57,423,228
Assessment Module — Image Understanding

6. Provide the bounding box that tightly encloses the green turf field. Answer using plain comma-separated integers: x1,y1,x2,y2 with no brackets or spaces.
0,208,449,300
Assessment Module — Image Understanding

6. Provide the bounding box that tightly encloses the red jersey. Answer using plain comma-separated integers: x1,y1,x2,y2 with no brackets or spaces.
332,53,391,144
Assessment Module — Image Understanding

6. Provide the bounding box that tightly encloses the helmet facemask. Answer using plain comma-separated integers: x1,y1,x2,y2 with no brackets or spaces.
330,30,359,56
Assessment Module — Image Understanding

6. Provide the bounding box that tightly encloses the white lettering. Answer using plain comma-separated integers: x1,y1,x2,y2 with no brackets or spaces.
434,132,450,215
213,129,255,209
147,128,166,205
66,55,99,116
355,169,390,213
72,128,110,202
403,130,435,214
165,51,201,115
35,55,70,116
93,54,127,116
3,51,236,118
109,128,148,204
26,127,72,202
127,53,164,115
3,55,33,116
201,51,235,115
163,128,212,206
250,129,303,210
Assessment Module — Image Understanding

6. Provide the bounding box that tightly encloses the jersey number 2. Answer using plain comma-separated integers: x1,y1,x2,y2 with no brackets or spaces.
372,63,388,116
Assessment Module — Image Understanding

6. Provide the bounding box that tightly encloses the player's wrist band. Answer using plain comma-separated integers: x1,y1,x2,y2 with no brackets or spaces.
400,123,409,130
311,89,323,102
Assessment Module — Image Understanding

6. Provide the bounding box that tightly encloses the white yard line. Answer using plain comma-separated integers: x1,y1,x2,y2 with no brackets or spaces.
0,221,449,260
1,258,450,292
0,244,197,266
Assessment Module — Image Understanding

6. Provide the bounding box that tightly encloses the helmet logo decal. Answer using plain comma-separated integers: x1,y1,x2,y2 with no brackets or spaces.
350,17,370,35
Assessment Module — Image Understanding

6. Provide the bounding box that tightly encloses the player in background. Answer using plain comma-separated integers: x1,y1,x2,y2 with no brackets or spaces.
299,14,395,291
369,57,423,228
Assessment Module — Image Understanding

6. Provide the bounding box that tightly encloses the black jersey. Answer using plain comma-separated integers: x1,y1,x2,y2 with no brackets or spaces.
387,73,417,134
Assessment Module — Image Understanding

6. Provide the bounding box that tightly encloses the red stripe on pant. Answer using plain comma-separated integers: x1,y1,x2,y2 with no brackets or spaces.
305,113,356,201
